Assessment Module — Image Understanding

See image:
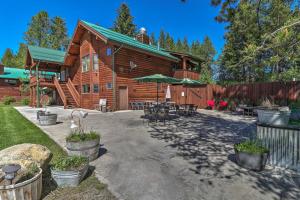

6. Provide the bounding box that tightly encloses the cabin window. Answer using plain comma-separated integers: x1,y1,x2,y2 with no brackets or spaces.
82,84,90,93
82,55,90,72
106,82,112,89
106,48,112,56
93,84,99,93
92,54,99,71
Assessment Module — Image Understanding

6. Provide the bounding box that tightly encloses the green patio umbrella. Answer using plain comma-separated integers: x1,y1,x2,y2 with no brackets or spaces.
173,78,203,105
134,74,180,104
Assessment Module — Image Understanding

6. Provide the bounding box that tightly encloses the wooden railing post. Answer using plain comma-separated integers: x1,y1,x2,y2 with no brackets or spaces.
54,77,67,108
66,78,80,107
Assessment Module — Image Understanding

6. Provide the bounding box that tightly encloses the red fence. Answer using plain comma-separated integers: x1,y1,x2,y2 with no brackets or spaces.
171,81,300,108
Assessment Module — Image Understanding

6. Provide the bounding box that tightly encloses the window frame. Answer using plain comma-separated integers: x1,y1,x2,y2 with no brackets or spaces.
106,82,112,90
82,84,90,94
92,53,99,71
93,84,99,93
81,55,90,72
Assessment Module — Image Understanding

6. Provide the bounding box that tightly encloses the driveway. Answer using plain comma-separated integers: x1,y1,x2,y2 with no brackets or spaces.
16,106,300,200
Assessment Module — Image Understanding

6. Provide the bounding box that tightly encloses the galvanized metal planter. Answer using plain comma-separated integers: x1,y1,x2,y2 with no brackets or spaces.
257,124,300,170
257,109,291,126
66,138,100,161
234,149,269,171
0,168,42,200
39,113,57,126
51,163,88,187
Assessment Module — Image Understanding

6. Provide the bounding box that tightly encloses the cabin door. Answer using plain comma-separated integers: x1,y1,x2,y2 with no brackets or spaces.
119,86,128,110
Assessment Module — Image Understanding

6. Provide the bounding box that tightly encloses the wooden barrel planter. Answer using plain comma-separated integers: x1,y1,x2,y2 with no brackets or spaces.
0,168,42,200
39,114,57,126
66,138,100,161
257,123,300,170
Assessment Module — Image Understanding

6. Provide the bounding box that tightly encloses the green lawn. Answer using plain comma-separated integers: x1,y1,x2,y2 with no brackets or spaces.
0,105,66,161
0,105,115,199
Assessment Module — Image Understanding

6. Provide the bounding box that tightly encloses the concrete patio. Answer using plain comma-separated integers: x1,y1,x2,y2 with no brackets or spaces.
15,106,300,200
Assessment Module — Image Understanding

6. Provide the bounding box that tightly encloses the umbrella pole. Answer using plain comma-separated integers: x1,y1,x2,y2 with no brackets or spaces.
156,82,159,105
185,86,187,106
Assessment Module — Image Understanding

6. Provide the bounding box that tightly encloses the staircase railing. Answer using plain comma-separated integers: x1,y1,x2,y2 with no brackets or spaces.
66,78,80,107
54,77,67,108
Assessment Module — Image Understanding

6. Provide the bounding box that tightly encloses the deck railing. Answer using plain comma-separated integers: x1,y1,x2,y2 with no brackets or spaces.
173,69,200,80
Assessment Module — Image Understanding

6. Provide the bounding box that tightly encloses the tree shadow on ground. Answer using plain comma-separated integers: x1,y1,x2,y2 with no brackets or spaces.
147,111,300,199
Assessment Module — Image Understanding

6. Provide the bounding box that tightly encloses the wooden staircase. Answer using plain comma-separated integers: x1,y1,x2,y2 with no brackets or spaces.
60,83,77,108
54,77,80,109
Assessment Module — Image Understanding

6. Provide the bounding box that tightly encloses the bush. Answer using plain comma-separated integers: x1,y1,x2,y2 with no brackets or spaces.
21,97,30,105
66,131,100,142
3,96,16,105
289,99,300,109
234,140,269,154
52,156,88,171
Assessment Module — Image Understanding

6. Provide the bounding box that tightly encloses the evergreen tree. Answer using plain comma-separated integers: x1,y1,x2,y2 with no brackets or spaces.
182,37,190,53
150,32,157,45
113,3,136,37
159,29,166,48
24,11,50,47
165,33,175,50
176,39,183,52
200,36,216,68
14,43,27,68
24,11,68,50
1,48,15,67
50,17,68,50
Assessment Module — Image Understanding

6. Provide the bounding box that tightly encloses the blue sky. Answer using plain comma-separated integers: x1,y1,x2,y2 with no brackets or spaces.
0,0,226,57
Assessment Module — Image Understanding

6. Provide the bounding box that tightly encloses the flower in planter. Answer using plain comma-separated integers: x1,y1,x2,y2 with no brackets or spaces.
207,100,215,109
219,100,228,110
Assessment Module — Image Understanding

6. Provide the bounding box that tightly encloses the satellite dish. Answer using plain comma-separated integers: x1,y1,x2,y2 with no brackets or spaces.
130,61,137,72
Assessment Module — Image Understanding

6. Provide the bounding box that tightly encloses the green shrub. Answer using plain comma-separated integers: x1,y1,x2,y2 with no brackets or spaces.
21,97,30,105
234,140,269,154
289,99,300,109
52,156,88,171
3,96,16,105
66,131,100,142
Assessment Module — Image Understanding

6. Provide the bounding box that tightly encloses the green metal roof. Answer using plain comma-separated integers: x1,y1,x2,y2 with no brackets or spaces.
28,45,66,64
81,20,179,62
0,67,29,80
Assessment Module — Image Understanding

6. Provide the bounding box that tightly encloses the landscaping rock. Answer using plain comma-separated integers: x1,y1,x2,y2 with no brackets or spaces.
0,143,52,170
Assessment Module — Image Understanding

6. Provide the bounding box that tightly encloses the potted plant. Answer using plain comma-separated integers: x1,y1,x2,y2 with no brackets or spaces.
0,163,43,200
66,110,100,161
66,131,100,161
51,156,89,187
256,97,291,126
234,140,269,171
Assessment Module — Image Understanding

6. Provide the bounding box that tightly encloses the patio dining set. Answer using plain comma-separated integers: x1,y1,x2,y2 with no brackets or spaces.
134,101,198,125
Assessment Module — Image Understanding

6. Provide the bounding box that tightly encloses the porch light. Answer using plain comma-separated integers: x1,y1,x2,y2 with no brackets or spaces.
2,164,21,185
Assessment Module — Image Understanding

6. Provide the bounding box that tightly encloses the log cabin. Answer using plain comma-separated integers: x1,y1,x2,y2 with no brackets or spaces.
25,20,202,110
0,63,29,101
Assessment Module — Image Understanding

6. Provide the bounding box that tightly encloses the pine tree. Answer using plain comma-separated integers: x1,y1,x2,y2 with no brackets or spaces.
113,3,136,37
24,11,68,50
150,32,157,45
165,33,175,50
176,39,183,52
1,48,15,67
50,17,68,50
159,29,166,48
182,37,190,53
14,43,27,68
24,11,50,47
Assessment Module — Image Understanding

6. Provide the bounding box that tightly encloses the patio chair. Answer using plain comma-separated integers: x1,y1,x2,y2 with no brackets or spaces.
143,107,156,125
137,102,145,110
157,108,169,125
132,102,138,110
192,105,198,115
